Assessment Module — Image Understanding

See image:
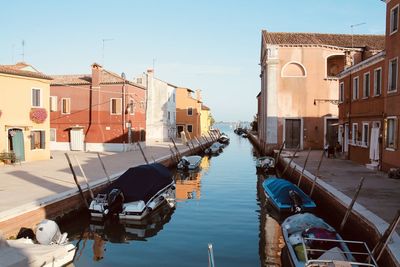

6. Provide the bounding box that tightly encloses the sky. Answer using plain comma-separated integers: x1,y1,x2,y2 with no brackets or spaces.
0,0,386,122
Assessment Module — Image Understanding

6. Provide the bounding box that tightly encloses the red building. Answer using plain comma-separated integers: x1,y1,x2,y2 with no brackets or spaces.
338,0,399,171
50,63,146,152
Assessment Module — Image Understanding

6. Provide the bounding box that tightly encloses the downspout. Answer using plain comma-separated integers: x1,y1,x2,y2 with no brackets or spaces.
122,76,126,143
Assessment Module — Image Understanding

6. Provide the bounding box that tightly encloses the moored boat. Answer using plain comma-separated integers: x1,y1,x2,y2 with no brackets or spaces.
177,155,202,170
262,177,316,213
282,213,378,267
205,142,224,155
218,133,230,144
256,156,275,173
89,163,176,221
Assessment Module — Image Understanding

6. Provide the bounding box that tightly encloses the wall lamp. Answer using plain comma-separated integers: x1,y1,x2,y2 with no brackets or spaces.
313,99,340,106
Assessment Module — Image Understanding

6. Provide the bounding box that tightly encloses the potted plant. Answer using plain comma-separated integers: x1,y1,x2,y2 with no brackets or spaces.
30,108,47,123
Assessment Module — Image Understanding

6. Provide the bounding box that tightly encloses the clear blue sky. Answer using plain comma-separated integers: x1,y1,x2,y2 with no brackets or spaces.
0,0,386,122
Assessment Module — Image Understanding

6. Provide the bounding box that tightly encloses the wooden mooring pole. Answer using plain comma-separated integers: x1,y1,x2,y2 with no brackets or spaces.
96,152,112,185
136,142,149,164
65,153,88,209
195,137,205,150
169,144,179,164
275,141,285,168
339,177,365,231
372,210,400,261
298,147,312,187
170,138,182,159
309,150,325,197
73,155,94,199
281,145,300,177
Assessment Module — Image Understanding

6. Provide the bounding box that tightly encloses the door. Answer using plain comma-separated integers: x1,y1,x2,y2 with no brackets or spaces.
285,119,301,149
344,124,349,153
177,125,184,138
9,129,25,161
70,129,84,151
326,118,339,148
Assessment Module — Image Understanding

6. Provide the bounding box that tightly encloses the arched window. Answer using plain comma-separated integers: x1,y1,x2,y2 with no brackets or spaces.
326,54,345,78
281,62,306,77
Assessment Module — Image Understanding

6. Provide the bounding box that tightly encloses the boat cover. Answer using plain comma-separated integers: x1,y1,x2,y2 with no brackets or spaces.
263,177,314,206
283,213,335,235
102,163,173,203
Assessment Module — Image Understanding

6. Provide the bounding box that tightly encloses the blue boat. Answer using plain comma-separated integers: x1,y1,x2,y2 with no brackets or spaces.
262,177,316,213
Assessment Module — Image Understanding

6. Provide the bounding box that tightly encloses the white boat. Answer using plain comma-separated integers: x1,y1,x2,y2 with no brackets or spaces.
177,155,202,170
0,220,76,267
205,142,223,155
89,163,176,221
256,156,275,173
218,133,230,144
282,213,378,267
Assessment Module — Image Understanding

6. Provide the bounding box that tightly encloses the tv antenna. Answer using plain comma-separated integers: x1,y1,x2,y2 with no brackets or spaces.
350,22,366,48
21,40,25,62
102,38,114,65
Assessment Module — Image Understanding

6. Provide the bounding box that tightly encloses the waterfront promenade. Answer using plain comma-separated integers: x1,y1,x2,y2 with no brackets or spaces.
0,141,190,222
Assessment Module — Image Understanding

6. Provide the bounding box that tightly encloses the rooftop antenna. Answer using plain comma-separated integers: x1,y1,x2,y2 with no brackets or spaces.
21,40,25,62
102,38,114,66
350,22,366,49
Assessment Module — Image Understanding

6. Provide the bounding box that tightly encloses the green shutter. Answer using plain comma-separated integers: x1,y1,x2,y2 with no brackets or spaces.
41,131,45,149
31,132,35,150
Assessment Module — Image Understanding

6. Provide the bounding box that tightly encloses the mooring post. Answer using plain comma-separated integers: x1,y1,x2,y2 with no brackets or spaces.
171,138,182,159
289,165,296,179
65,153,89,209
97,152,112,185
281,145,300,177
73,155,94,199
314,150,325,178
208,243,215,267
298,147,312,187
339,177,365,231
309,175,318,197
195,137,205,150
372,210,400,261
136,142,149,164
275,141,285,169
169,144,178,164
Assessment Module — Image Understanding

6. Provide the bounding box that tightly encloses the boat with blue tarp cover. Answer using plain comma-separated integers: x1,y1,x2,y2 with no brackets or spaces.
262,177,316,213
89,163,176,221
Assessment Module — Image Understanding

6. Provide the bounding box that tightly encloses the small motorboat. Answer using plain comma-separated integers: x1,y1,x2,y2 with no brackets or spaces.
177,155,202,170
205,142,223,155
241,133,248,138
89,163,176,220
256,156,275,173
1,220,76,267
262,177,316,213
282,213,378,267
218,133,230,144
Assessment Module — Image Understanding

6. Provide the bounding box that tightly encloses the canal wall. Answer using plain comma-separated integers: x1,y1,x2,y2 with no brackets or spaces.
0,138,216,239
247,133,400,266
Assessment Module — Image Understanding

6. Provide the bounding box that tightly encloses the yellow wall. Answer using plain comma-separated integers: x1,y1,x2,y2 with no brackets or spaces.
200,109,211,135
0,73,51,161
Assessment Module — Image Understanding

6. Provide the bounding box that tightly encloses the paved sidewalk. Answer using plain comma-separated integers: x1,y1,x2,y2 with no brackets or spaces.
290,150,400,233
0,141,190,221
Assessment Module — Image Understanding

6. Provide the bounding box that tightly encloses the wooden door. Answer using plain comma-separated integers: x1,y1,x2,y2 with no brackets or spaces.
326,119,339,147
10,129,25,161
285,119,301,149
70,129,84,151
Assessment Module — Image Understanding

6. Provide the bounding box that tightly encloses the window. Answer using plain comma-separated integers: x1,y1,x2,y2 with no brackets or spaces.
173,93,175,102
352,123,358,145
168,111,171,121
363,72,370,98
386,117,397,149
188,107,193,116
31,130,45,150
388,58,398,92
187,125,193,133
352,77,359,100
110,98,122,115
339,82,344,103
128,99,135,115
32,88,41,107
50,96,58,111
362,123,369,147
281,62,307,77
390,4,399,34
61,98,71,114
140,129,146,141
374,68,382,96
50,128,56,142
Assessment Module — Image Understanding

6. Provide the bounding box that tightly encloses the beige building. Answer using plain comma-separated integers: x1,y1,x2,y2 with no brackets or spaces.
0,63,52,162
258,31,384,151
200,104,211,136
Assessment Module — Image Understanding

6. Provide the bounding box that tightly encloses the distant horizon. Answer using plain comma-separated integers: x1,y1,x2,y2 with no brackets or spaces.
0,0,386,121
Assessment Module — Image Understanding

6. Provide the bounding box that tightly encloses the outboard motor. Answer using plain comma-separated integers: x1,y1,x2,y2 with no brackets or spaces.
104,188,124,217
181,157,190,170
36,219,68,245
289,190,304,213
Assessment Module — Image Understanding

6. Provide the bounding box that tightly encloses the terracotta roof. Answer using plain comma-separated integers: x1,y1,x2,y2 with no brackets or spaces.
202,104,210,111
263,31,385,50
0,64,52,80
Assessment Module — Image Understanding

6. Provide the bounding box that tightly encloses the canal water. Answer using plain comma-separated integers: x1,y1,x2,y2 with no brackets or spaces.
61,125,283,267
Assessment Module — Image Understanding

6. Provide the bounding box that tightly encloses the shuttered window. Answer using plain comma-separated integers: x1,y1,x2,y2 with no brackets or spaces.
111,98,122,115
50,96,58,111
31,130,45,150
32,88,41,107
61,98,71,114
385,117,398,149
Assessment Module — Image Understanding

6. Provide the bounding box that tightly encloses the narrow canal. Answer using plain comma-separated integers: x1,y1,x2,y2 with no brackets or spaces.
61,124,282,267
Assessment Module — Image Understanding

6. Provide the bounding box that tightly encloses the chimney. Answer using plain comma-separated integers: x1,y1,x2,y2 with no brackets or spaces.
91,63,103,87
195,89,202,101
147,69,154,77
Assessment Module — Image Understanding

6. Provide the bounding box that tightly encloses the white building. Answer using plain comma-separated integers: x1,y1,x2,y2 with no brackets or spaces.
135,69,177,142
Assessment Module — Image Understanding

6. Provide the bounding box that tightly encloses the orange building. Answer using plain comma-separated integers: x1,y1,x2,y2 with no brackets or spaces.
176,87,202,138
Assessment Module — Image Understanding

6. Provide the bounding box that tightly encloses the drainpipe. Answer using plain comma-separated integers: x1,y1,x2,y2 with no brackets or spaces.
121,73,126,144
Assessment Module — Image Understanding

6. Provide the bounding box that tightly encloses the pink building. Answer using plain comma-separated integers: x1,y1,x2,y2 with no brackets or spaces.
50,63,146,152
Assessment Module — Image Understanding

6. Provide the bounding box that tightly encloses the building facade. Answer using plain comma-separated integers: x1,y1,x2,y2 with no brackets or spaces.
176,87,202,138
338,0,400,171
135,69,177,142
0,63,52,162
258,31,384,153
50,63,146,152
200,104,211,136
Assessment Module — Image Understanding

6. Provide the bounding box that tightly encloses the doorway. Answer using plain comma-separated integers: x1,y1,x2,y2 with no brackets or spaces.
325,118,339,148
344,124,349,153
70,128,84,151
284,119,301,149
8,129,25,161
177,125,184,138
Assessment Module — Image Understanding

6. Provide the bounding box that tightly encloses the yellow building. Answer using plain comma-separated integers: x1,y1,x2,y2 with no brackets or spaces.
0,63,52,162
200,104,211,136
